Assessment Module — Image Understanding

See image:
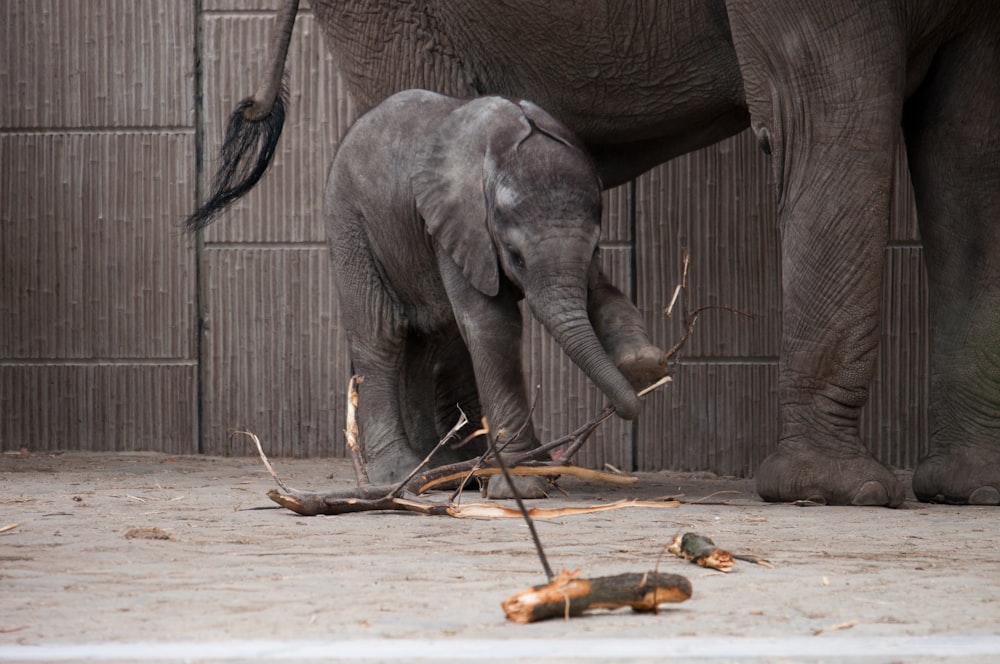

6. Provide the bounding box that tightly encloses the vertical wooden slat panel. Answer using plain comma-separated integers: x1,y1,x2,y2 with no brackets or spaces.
201,12,355,243
601,182,632,244
201,247,348,457
1,365,197,454
0,0,192,128
637,363,778,476
631,129,779,476
635,130,780,361
0,1,197,454
203,0,287,10
861,246,929,469
0,133,196,359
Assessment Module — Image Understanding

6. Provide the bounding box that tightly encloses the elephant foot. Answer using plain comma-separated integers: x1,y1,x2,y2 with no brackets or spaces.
615,343,670,391
755,445,905,507
912,445,1000,505
485,474,550,500
362,449,425,485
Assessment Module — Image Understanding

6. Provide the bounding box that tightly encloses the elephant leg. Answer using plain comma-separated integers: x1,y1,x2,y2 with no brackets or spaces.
437,260,548,499
431,333,487,460
588,269,669,390
727,2,908,505
327,205,424,483
399,333,456,461
905,23,1000,505
348,335,425,484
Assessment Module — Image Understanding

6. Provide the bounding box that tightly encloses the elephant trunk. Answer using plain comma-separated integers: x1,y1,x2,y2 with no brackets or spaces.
527,280,642,420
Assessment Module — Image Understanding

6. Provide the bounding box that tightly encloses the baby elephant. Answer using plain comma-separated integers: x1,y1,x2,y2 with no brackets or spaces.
325,90,645,493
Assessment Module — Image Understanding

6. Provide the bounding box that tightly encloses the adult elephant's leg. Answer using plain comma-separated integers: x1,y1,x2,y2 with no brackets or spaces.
905,21,1000,505
588,269,670,390
726,1,906,505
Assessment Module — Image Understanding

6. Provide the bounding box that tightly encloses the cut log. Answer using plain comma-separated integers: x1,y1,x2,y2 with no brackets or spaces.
502,570,692,623
667,532,734,572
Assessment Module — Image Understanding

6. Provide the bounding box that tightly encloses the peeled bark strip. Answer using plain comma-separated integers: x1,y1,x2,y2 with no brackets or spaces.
502,570,692,623
667,532,735,572
448,498,680,519
415,464,638,493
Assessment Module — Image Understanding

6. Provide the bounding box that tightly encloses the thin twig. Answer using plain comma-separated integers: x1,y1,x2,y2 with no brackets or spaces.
686,490,743,504
0,521,27,535
389,409,469,498
449,387,541,502
488,420,555,582
232,430,292,493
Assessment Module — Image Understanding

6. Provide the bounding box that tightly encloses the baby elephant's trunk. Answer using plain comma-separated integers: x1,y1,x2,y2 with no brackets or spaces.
527,282,642,420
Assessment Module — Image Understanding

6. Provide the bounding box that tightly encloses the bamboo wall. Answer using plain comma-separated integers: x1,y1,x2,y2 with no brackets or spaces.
1,1,928,475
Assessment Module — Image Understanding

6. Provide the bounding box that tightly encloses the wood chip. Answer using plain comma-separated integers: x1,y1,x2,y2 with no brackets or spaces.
124,527,173,541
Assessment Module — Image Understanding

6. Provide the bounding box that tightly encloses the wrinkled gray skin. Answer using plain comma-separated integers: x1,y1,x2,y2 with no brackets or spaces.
203,0,1000,506
326,91,643,492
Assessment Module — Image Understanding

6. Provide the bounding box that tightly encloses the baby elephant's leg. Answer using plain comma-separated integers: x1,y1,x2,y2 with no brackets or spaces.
350,336,425,484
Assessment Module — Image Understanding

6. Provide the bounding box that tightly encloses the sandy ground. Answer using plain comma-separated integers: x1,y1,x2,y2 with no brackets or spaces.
2,451,999,662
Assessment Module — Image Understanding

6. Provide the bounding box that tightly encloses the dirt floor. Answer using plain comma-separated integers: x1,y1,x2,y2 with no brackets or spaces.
2,451,999,663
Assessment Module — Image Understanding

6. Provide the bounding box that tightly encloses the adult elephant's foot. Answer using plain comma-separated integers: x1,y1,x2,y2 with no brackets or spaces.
755,444,905,507
912,445,1000,505
615,343,670,391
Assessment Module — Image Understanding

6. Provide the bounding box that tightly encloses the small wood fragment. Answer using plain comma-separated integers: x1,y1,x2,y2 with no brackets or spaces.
668,532,735,572
502,570,692,623
124,527,173,541
0,521,27,534
813,619,859,636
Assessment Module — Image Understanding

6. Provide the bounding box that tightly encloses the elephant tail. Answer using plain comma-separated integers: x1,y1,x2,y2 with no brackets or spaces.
186,0,299,232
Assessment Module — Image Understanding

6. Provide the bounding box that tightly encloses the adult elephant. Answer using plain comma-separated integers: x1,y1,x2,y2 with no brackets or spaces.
189,0,1000,506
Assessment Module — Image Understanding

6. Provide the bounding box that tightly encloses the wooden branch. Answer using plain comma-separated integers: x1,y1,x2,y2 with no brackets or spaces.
232,430,293,493
267,485,678,517
417,464,637,493
668,532,734,572
344,375,367,485
267,486,452,516
667,532,774,571
502,569,692,623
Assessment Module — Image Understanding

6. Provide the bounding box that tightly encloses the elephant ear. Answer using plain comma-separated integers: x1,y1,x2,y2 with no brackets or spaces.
413,96,532,297
515,99,585,152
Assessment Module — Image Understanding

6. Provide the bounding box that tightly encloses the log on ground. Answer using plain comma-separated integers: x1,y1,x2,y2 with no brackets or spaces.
502,570,692,624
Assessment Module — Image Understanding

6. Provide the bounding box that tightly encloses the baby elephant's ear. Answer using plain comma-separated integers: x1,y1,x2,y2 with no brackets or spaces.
413,97,531,297
516,99,586,151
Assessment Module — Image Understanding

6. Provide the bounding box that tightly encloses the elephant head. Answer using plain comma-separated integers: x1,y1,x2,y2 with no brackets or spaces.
412,97,642,420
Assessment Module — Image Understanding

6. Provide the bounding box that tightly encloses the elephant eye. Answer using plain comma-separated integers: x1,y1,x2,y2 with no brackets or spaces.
507,246,525,269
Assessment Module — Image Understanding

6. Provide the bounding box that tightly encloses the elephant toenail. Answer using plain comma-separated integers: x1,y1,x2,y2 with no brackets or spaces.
851,481,890,507
968,486,1000,506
